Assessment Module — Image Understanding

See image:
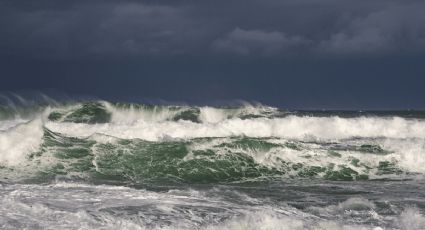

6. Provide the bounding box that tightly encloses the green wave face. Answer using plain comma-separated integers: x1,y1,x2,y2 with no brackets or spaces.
27,132,284,183
48,102,112,123
2,101,424,184
46,101,279,124
47,102,201,123
1,128,407,184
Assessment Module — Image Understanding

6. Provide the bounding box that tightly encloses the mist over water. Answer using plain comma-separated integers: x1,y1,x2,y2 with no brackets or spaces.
1,97,425,229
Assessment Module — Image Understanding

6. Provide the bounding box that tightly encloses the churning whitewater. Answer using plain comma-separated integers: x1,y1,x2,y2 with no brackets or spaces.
1,101,425,229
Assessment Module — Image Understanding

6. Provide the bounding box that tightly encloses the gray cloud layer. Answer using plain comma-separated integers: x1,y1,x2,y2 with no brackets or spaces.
212,28,311,56
1,0,425,58
318,4,425,55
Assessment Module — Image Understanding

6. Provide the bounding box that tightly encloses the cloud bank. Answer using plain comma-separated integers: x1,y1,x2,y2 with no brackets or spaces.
1,0,425,58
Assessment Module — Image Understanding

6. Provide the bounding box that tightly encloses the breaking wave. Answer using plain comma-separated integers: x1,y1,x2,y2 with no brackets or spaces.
0,101,425,184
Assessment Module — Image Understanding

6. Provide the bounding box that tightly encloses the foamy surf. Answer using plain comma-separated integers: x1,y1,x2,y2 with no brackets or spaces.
1,181,423,229
1,101,425,229
0,118,44,166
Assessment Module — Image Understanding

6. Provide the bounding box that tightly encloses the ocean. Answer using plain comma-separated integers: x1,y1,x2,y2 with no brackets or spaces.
1,101,425,229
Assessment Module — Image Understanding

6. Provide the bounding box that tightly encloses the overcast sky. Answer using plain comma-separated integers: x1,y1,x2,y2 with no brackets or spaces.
1,0,425,109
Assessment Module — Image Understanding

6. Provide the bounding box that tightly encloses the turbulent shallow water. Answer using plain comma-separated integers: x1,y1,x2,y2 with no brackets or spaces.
1,101,425,229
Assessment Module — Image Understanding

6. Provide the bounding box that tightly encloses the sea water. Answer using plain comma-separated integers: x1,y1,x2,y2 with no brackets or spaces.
1,101,425,229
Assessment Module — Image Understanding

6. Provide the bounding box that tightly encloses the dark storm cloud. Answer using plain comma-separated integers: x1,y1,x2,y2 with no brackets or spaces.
1,0,425,109
0,1,202,58
1,0,425,58
317,3,425,55
212,28,311,56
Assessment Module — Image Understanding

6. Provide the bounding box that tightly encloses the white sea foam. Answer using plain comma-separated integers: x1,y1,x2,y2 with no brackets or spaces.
199,107,230,123
0,118,44,166
381,138,425,173
104,102,179,123
199,105,277,123
0,182,383,230
399,207,425,230
46,115,425,141
0,119,29,131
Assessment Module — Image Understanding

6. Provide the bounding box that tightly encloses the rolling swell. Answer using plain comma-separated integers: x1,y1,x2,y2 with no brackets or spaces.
0,129,412,184
1,101,425,184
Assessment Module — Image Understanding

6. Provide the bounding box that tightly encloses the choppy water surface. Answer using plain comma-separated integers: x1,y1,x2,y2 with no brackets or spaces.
1,101,425,229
